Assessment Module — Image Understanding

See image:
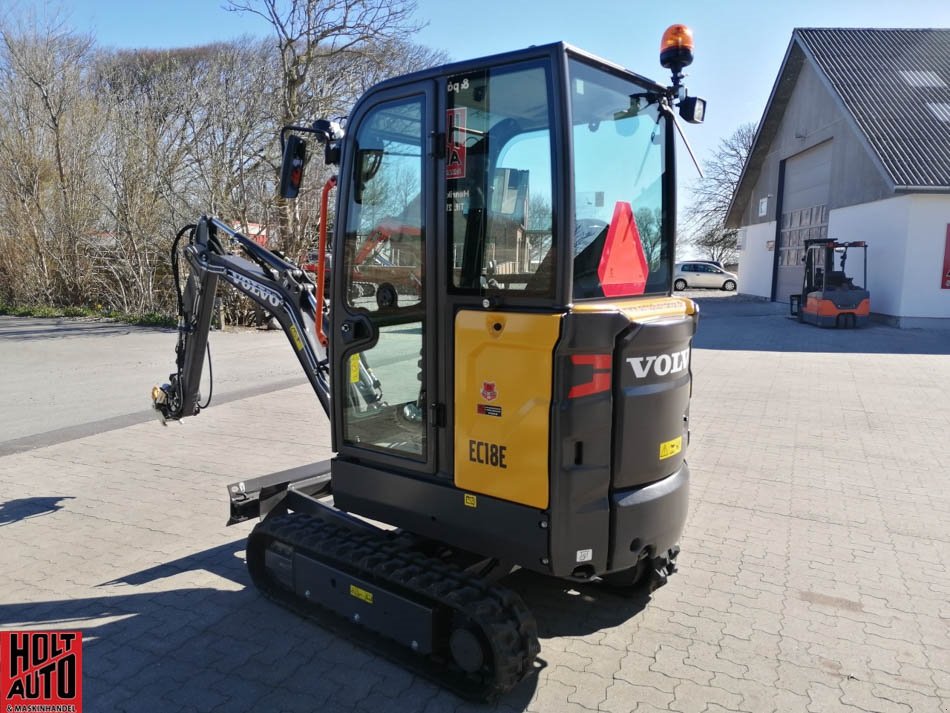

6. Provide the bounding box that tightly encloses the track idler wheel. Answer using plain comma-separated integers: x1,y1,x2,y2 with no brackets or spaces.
449,623,488,674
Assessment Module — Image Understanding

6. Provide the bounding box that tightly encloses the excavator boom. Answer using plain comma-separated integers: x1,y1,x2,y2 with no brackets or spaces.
152,217,332,422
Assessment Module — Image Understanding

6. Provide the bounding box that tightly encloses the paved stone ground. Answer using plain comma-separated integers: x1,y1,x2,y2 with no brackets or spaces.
1,304,948,713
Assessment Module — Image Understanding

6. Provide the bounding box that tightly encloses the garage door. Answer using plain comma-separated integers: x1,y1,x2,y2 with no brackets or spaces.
776,141,831,302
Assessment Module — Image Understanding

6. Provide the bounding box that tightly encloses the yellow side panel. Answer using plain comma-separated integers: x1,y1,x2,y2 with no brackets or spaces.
454,311,561,509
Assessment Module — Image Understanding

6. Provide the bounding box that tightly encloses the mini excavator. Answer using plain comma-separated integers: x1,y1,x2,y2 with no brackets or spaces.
152,27,705,700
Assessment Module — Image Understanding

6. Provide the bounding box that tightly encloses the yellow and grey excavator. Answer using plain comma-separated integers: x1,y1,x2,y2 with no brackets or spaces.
152,26,705,700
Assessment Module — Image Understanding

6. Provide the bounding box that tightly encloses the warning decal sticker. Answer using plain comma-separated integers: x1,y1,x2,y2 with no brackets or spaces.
349,584,374,604
659,436,683,460
446,108,467,180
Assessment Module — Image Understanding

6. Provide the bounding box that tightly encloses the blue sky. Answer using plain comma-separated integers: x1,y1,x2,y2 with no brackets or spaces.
30,0,950,229
52,0,950,163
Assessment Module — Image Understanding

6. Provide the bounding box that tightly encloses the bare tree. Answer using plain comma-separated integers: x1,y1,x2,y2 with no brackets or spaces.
90,41,285,317
0,3,447,321
634,206,663,267
685,122,756,262
0,14,101,306
224,0,427,248
332,36,447,100
691,227,739,265
91,46,204,313
225,0,422,123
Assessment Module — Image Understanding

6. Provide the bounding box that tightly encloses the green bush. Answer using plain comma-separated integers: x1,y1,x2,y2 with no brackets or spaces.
0,303,176,328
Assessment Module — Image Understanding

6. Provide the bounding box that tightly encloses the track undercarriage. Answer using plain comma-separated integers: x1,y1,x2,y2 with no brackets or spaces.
247,510,541,701
228,463,680,700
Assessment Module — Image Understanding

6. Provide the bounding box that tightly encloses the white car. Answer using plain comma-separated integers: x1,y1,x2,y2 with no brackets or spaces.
674,261,738,291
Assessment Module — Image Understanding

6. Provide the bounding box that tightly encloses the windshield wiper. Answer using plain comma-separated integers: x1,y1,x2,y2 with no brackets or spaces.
660,102,704,178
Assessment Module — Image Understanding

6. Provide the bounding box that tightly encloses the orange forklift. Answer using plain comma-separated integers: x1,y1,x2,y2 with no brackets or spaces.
793,239,869,328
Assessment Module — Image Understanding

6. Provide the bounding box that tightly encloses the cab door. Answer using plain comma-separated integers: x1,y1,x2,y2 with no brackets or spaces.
331,82,437,474
436,58,563,507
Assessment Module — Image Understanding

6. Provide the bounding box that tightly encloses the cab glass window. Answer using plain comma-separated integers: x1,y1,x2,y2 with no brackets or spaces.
446,62,555,295
344,99,424,312
569,59,671,299
341,96,427,459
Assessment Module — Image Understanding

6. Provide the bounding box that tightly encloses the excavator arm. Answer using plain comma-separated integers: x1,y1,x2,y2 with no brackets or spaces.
152,216,336,423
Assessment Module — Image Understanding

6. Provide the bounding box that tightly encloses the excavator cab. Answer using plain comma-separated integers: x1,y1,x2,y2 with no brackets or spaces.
154,31,705,700
294,42,700,573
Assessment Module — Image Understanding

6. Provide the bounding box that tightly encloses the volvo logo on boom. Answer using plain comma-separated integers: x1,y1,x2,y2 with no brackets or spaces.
227,270,282,308
627,348,690,379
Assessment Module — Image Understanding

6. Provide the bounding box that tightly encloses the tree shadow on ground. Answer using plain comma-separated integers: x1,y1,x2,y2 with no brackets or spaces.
0,496,74,526
0,320,136,341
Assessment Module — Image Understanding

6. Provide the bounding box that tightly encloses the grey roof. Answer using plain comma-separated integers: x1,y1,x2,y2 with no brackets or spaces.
726,28,950,227
798,28,950,189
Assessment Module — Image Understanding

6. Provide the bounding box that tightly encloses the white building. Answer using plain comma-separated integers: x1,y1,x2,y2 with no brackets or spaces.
727,28,950,328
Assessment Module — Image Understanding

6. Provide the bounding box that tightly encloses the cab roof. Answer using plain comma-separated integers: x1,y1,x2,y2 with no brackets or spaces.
363,42,667,97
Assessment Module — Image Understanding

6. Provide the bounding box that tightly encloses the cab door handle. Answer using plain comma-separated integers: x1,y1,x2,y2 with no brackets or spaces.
340,315,374,345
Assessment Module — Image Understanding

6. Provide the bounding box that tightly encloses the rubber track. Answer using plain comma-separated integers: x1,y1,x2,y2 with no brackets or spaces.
246,512,540,701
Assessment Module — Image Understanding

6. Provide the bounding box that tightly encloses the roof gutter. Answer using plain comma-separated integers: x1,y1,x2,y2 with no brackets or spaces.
894,185,950,194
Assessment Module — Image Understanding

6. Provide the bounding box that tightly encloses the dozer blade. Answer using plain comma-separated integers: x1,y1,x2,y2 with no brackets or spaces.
246,512,541,701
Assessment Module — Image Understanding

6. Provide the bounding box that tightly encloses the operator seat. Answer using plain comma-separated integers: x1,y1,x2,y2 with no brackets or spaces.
825,271,847,290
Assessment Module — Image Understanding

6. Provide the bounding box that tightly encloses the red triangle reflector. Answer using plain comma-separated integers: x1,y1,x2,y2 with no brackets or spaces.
597,201,648,297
